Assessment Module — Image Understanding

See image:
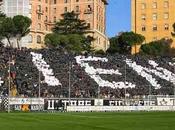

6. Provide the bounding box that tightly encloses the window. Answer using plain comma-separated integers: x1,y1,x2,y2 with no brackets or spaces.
75,6,79,12
164,1,169,8
38,14,41,20
141,14,146,20
164,12,169,19
45,16,48,21
76,0,79,2
141,3,146,9
54,8,56,13
54,16,56,22
142,25,146,31
152,13,157,20
28,35,33,43
152,2,157,9
54,0,57,4
153,24,157,31
88,5,92,11
45,0,48,3
153,37,157,41
45,25,48,31
87,23,91,28
37,5,41,11
45,7,48,12
37,23,41,30
64,0,68,3
37,35,41,43
164,24,169,30
64,7,68,12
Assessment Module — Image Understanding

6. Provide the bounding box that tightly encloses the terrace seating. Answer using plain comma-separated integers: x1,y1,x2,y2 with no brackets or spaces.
0,46,175,98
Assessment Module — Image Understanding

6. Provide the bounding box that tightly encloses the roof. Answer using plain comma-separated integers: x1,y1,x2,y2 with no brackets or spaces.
102,0,108,5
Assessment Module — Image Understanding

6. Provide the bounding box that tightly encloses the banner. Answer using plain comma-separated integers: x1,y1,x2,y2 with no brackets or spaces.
157,98,175,106
44,99,157,110
9,98,44,105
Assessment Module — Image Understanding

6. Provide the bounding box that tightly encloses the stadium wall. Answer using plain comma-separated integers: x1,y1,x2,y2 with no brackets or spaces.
1,97,175,112
67,106,175,112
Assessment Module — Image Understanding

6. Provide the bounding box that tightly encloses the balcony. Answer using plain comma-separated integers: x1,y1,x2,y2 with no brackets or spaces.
74,10,81,14
36,9,44,15
84,9,93,14
44,20,55,25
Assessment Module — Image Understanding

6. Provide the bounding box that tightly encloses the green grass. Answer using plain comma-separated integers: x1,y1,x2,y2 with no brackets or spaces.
0,112,175,130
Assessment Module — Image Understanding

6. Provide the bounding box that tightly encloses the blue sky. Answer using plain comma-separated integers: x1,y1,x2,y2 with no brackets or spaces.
106,0,131,37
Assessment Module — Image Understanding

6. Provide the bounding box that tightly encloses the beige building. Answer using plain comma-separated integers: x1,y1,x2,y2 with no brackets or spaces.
29,0,109,50
1,0,109,51
131,0,175,47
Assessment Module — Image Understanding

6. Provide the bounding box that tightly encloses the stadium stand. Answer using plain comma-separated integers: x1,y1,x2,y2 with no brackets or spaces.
0,46,175,98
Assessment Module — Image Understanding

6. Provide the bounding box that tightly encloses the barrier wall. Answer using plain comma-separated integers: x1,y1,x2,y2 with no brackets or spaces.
1,97,175,112
67,106,175,112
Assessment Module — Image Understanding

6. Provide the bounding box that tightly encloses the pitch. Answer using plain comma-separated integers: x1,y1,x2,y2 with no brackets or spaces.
0,112,174,130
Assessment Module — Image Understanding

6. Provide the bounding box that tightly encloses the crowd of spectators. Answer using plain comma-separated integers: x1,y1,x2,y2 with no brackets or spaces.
0,46,175,99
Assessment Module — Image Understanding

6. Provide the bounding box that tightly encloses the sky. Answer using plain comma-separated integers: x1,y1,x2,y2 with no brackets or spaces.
106,0,131,37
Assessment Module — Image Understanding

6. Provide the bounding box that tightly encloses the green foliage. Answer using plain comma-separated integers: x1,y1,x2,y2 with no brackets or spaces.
140,38,173,56
106,37,120,54
13,15,31,37
172,23,175,37
0,17,16,47
118,32,145,46
45,33,92,53
13,15,32,48
0,14,31,48
0,12,6,46
53,11,90,35
107,32,145,54
0,11,6,18
46,11,93,53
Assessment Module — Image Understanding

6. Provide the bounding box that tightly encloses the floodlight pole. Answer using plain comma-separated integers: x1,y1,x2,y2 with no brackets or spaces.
149,84,151,106
68,62,71,106
38,70,41,111
98,85,100,99
8,57,11,113
124,57,127,104
172,58,175,106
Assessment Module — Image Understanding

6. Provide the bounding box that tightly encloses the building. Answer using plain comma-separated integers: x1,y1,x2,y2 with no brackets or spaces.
131,0,175,47
1,0,109,51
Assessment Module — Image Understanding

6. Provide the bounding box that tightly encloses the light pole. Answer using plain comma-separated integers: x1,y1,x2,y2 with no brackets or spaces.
8,57,11,113
38,70,41,111
8,57,14,113
68,61,71,106
148,84,151,106
98,85,100,99
124,57,127,104
172,58,175,106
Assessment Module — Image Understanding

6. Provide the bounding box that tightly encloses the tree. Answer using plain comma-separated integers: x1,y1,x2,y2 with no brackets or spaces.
0,17,16,47
140,38,173,56
53,11,90,35
45,33,92,53
106,37,120,54
107,32,145,54
45,33,68,48
0,12,6,46
13,15,32,49
45,11,93,53
172,23,175,37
